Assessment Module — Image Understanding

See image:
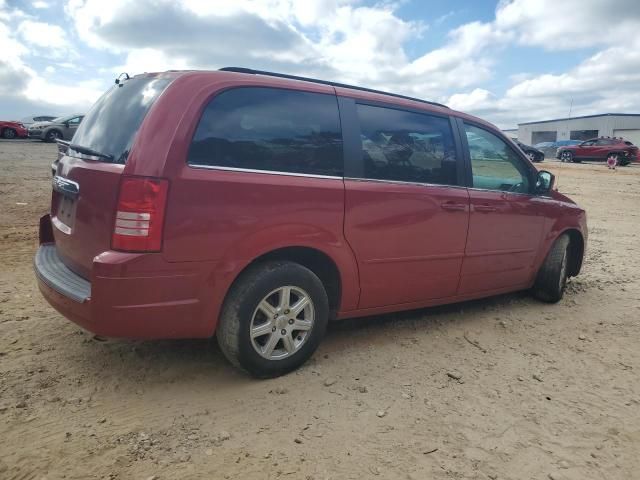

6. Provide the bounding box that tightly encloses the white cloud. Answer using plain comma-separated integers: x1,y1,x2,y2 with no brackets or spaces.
3,0,640,127
445,0,640,127
0,4,99,118
495,0,640,50
32,0,51,8
18,20,68,48
24,76,104,107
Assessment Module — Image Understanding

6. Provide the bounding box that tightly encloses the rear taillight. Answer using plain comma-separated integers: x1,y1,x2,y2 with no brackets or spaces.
112,176,169,252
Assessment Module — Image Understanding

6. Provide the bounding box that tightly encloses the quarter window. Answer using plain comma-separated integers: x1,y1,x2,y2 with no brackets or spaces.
188,88,343,177
464,124,531,194
356,104,458,185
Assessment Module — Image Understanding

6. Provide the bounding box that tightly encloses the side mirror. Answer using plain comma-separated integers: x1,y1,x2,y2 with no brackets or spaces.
63,122,69,128
536,170,555,194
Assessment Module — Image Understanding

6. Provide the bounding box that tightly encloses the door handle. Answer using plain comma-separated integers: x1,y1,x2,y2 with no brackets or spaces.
440,201,467,212
474,204,497,213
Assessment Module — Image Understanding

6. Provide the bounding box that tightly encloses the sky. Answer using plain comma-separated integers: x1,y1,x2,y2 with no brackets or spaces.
1,0,639,128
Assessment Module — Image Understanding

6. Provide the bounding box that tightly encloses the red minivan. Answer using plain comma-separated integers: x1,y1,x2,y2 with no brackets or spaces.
35,68,587,377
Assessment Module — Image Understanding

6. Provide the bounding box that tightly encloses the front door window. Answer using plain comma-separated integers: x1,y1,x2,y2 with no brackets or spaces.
464,124,530,194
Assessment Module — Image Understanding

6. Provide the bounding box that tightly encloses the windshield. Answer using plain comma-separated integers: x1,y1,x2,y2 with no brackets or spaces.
52,116,68,123
70,76,173,163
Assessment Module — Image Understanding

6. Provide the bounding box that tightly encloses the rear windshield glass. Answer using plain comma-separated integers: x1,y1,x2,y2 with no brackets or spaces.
70,76,172,163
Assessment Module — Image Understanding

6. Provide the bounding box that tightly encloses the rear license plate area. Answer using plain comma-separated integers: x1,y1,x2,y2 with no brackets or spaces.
54,194,77,232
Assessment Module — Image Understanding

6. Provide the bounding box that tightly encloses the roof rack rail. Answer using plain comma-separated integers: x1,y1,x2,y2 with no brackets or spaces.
219,67,449,109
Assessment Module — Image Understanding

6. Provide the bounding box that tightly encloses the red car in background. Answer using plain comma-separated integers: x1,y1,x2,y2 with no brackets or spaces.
0,120,28,139
557,136,638,166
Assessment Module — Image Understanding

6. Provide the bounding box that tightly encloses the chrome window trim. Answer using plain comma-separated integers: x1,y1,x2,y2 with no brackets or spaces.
188,164,537,196
466,186,535,197
346,176,538,196
187,163,343,180
344,176,466,190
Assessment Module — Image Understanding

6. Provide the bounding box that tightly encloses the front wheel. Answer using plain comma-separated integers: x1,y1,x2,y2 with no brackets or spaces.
532,234,570,303
217,261,329,378
559,151,573,163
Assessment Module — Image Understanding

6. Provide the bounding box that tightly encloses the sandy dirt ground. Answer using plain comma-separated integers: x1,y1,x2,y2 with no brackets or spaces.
1,139,639,480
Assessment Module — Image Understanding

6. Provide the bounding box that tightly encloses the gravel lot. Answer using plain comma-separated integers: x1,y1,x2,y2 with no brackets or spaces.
1,139,639,480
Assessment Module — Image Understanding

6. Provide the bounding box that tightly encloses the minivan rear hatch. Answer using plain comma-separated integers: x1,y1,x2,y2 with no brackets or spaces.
51,75,173,278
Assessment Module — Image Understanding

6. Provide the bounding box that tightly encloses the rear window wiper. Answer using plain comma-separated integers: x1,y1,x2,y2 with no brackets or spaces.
69,143,114,161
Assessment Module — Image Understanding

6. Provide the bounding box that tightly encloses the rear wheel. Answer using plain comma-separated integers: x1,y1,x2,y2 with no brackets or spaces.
560,151,573,163
609,153,629,166
532,234,570,303
217,261,329,378
2,128,16,139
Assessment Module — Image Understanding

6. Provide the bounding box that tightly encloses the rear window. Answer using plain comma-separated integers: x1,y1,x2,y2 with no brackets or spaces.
188,87,343,177
70,76,172,164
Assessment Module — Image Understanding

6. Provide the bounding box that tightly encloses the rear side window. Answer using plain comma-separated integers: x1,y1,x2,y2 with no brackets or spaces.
188,88,343,177
356,104,458,185
71,76,173,164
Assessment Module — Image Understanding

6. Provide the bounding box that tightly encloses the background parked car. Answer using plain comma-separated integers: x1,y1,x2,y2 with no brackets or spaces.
534,140,581,158
516,141,544,162
28,114,84,142
557,137,638,166
20,115,58,127
0,120,28,139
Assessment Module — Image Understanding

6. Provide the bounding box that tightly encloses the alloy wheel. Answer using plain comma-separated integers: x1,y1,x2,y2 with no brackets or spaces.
249,286,315,360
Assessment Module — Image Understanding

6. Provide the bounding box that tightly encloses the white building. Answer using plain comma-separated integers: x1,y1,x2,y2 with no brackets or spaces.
501,128,518,140
516,113,640,146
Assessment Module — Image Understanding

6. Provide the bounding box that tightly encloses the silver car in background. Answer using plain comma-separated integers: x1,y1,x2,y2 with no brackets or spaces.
20,115,58,127
28,114,84,142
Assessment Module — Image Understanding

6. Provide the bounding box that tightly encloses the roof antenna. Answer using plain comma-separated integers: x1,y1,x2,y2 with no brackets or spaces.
115,73,130,86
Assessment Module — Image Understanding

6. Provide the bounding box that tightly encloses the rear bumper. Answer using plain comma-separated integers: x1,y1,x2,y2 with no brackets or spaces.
28,130,44,139
16,127,28,137
34,214,220,339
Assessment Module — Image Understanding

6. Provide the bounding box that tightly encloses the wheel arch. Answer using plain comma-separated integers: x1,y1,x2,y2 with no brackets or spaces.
226,246,343,320
45,128,63,141
563,228,585,277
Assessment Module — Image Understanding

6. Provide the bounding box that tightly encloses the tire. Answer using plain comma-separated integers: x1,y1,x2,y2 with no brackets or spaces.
45,130,62,142
217,261,329,378
2,128,16,139
609,153,629,166
559,151,573,163
532,234,570,303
